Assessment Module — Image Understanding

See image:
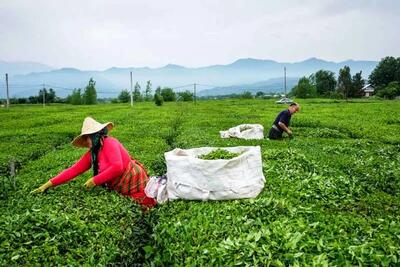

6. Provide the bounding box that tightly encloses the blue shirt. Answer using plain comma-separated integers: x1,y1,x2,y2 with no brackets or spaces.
273,109,291,132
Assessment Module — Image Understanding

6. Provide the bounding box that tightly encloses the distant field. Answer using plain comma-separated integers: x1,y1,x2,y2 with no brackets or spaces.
1,99,399,266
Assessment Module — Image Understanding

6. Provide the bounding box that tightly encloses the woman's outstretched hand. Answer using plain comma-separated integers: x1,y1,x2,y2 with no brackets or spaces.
84,178,96,190
31,181,53,194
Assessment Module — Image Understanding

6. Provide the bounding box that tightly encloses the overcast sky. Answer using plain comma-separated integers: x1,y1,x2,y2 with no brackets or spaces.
0,0,399,70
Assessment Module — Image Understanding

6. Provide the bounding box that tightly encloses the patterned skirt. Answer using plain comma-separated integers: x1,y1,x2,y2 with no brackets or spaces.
107,159,157,208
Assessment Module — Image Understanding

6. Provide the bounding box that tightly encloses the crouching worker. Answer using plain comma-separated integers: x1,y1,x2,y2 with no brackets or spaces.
268,102,300,139
32,117,157,209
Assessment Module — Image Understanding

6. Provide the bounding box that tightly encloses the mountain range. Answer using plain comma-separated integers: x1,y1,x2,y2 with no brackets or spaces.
0,60,53,76
0,58,378,97
197,77,300,97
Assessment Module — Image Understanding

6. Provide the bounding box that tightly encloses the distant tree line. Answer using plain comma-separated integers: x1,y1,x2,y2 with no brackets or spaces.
199,91,282,100
7,88,61,104
3,78,198,106
290,56,400,99
115,83,195,106
5,78,99,105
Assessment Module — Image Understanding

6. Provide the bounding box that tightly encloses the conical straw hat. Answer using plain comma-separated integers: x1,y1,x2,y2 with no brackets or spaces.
71,117,113,147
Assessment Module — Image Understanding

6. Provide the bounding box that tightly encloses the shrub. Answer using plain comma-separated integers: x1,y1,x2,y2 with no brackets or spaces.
377,81,400,99
154,93,164,106
161,88,176,102
177,90,194,102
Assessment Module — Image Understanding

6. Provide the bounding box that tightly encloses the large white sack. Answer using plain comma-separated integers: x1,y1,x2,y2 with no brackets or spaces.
220,124,264,140
165,146,265,201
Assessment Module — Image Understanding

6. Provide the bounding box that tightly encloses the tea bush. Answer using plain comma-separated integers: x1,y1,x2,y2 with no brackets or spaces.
198,149,242,160
1,99,399,266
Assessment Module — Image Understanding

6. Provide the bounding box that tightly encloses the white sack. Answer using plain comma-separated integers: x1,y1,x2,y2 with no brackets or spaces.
219,124,264,140
156,177,168,204
144,176,158,199
145,176,169,204
165,146,265,201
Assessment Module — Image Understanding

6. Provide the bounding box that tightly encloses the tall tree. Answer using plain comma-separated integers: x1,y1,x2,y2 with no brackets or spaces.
291,77,316,98
28,96,39,104
67,89,82,105
47,88,56,103
241,91,253,99
255,91,265,98
351,71,365,97
377,81,400,99
145,80,152,101
337,66,352,99
83,78,97,104
154,86,163,106
369,56,400,91
118,89,130,103
38,89,47,104
397,57,400,82
161,87,176,101
310,70,337,96
38,88,57,103
133,82,142,102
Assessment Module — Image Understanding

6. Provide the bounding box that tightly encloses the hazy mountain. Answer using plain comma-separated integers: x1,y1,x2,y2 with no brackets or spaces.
1,58,378,98
198,77,300,97
0,60,53,76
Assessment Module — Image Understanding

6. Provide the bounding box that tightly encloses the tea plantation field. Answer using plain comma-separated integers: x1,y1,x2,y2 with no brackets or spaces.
1,99,399,266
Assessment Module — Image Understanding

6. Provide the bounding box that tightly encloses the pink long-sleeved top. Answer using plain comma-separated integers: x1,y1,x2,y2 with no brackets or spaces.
50,137,131,186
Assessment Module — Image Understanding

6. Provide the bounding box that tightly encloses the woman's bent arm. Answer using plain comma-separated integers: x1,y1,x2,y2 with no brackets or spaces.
50,151,92,186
